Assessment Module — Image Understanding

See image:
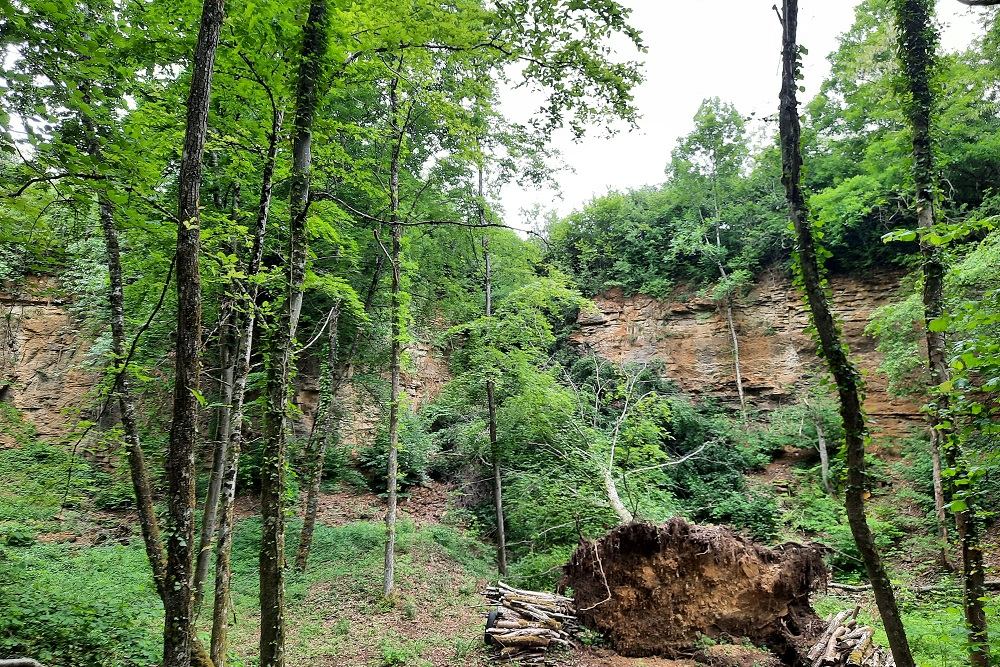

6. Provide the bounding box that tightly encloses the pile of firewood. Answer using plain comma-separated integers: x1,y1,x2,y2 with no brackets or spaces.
807,607,895,667
482,582,579,664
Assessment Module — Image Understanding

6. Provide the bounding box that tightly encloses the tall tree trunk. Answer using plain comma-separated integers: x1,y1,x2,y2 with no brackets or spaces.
165,0,224,664
894,1,989,661
211,106,282,667
711,197,747,424
259,2,326,664
98,201,168,599
383,72,403,599
193,243,239,617
723,300,746,423
294,304,340,573
482,233,507,576
776,3,915,667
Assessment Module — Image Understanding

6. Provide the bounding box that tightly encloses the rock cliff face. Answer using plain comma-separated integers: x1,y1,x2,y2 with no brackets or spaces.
570,268,922,441
0,278,99,444
296,340,450,451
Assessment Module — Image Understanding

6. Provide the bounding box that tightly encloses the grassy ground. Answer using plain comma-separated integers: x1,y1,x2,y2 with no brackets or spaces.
0,404,493,667
2,403,998,666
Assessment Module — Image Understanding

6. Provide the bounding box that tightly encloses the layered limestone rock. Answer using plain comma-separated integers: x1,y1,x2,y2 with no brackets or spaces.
0,278,99,443
570,268,921,441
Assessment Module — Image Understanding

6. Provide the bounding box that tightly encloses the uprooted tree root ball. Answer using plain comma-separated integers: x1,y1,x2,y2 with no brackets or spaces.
563,519,828,664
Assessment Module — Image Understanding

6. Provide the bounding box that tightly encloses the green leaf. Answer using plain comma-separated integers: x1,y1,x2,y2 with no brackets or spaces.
928,317,949,332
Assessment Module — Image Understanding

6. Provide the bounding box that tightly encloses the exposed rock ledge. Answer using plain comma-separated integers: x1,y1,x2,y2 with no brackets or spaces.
570,267,921,441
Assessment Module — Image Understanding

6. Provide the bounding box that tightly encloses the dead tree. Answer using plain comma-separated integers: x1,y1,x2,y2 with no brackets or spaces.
776,2,915,666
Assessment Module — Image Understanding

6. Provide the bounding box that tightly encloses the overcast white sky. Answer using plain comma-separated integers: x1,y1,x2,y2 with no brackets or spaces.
498,0,988,229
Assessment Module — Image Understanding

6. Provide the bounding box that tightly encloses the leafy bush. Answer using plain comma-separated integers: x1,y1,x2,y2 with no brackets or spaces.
360,411,437,492
0,543,161,666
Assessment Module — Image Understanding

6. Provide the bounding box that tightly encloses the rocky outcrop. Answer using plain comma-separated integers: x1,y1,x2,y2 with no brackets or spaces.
570,268,921,441
296,340,450,450
0,278,99,443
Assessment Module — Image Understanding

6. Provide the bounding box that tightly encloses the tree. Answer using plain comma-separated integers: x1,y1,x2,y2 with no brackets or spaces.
163,0,225,665
259,0,327,663
893,0,989,662
776,2,915,666
669,98,752,423
211,89,284,667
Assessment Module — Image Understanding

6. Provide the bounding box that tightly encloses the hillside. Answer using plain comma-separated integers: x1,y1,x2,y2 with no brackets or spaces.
2,0,1000,665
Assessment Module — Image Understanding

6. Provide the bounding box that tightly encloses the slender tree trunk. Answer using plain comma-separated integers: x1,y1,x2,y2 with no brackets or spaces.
929,432,952,567
193,259,238,616
894,1,988,660
482,233,507,576
723,300,747,423
815,419,834,497
259,2,326,664
165,0,224,664
98,201,168,599
777,4,915,666
294,304,340,573
383,72,404,598
711,202,747,424
210,107,282,667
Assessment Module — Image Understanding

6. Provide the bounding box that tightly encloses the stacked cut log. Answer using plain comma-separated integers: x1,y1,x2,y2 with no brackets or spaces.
482,582,579,664
806,607,895,667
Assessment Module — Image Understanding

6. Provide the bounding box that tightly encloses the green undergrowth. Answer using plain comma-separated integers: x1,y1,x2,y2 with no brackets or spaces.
0,515,492,667
224,518,491,666
0,402,118,545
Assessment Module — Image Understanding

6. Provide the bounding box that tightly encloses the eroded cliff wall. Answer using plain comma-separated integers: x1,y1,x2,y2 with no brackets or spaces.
1,278,99,444
570,268,921,441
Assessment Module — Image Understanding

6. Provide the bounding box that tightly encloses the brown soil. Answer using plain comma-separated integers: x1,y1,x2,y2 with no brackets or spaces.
570,647,697,666
563,519,826,664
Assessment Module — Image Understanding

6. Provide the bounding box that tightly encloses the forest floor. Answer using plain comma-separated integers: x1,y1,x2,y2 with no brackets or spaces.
2,400,997,666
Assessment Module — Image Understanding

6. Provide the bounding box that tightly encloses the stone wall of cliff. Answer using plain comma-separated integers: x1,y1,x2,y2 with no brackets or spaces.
0,278,99,445
570,267,922,442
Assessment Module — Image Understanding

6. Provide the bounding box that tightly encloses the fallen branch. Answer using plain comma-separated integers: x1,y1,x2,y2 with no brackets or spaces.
828,579,1000,594
806,607,894,667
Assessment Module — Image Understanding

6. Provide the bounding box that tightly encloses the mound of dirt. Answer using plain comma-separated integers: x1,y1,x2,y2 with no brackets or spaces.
563,519,826,664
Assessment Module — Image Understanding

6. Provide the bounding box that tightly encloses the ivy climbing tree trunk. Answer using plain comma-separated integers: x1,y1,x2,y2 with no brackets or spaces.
260,1,327,664
165,0,224,664
383,69,404,598
894,0,989,662
776,3,915,667
211,105,282,667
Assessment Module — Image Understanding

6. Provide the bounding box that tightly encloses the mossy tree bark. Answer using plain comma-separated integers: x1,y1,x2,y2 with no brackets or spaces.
165,0,224,663
383,67,405,598
777,2,915,666
894,0,989,661
259,0,327,664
